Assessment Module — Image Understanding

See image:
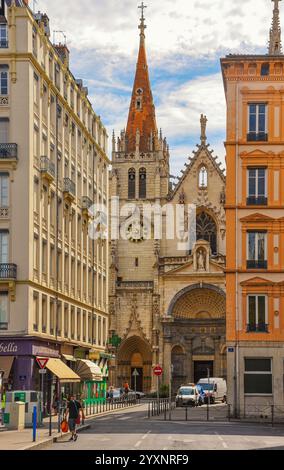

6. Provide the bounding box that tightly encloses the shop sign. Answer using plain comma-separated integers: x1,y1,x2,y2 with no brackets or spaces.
0,342,18,354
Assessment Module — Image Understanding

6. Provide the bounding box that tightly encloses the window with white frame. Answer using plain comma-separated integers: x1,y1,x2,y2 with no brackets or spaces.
247,295,268,332
248,103,267,141
247,168,267,205
0,24,8,48
0,291,9,330
0,65,8,95
0,173,9,207
0,230,9,264
247,231,267,269
244,358,272,394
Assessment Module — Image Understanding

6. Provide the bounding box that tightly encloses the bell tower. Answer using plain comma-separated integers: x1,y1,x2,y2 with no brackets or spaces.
108,4,169,392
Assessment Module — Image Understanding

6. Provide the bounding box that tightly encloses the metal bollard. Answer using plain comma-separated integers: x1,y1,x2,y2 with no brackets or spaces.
185,406,188,421
271,405,274,427
32,406,37,442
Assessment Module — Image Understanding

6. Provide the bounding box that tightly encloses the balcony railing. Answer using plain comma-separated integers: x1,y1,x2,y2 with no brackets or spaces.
246,196,268,206
63,178,76,198
246,323,269,333
0,143,18,159
247,132,268,142
0,263,17,280
40,156,55,180
247,260,268,270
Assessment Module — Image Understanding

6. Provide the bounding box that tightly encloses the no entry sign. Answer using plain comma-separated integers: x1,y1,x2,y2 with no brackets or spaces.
36,357,49,369
153,365,163,376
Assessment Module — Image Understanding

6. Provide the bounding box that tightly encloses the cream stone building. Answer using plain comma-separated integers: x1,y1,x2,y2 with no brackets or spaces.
109,9,226,393
0,1,109,394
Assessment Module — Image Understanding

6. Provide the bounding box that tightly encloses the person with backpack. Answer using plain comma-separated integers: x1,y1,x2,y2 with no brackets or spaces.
65,394,84,442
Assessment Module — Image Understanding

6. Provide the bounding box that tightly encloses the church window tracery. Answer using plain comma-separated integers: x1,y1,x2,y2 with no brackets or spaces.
128,168,136,199
139,168,147,198
196,212,217,255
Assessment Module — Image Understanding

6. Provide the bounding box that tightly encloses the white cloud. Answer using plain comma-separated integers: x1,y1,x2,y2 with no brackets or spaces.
35,0,276,174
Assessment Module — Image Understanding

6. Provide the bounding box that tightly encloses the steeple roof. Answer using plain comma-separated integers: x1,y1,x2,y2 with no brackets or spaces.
269,0,282,54
125,3,158,153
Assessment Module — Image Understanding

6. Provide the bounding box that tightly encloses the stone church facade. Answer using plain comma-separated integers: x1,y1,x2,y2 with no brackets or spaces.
108,10,227,393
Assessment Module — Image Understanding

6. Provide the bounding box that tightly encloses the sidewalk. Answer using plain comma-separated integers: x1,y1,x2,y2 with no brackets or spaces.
0,403,142,451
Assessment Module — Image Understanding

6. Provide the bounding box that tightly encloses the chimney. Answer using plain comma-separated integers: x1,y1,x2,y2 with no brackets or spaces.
34,12,50,37
54,43,70,67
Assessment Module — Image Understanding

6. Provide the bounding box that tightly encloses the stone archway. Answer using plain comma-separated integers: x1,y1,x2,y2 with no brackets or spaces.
163,284,226,384
116,336,152,393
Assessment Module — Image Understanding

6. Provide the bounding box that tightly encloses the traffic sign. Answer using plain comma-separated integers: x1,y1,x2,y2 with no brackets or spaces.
36,357,49,369
39,369,47,375
132,368,139,377
153,365,163,376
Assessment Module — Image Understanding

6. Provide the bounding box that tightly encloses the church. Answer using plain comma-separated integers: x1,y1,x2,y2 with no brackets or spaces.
108,5,227,393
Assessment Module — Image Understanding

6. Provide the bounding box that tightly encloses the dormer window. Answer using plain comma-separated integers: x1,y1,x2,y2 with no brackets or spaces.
199,166,208,189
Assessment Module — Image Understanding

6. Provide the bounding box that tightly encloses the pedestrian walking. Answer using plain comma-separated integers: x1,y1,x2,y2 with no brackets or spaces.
65,394,84,442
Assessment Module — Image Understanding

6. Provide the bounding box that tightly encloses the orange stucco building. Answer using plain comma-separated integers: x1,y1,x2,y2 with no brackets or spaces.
221,0,284,415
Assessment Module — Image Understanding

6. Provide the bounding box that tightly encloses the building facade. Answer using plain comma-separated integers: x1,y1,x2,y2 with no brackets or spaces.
221,0,284,415
0,1,109,396
109,9,226,393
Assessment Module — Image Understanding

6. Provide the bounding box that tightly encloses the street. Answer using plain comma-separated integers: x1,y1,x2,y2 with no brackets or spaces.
48,403,284,451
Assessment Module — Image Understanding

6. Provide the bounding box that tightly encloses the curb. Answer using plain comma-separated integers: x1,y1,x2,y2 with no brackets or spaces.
20,403,142,451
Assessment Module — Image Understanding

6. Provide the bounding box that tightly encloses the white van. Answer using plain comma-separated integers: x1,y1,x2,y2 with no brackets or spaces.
197,378,227,404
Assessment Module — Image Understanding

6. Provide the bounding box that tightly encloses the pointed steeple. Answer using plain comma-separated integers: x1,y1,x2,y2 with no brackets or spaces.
125,3,158,153
269,0,282,55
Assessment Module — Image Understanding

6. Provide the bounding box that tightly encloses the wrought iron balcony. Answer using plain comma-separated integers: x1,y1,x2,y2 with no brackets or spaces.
40,156,55,181
246,196,268,206
246,323,269,333
0,143,18,159
0,263,17,280
63,177,76,200
247,260,268,270
247,132,268,142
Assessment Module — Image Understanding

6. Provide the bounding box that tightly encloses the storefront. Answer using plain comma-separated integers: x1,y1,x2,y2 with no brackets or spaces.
0,338,60,391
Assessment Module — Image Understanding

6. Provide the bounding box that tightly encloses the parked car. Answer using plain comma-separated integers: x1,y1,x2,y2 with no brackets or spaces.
107,388,124,401
197,378,227,404
127,389,145,400
175,386,200,407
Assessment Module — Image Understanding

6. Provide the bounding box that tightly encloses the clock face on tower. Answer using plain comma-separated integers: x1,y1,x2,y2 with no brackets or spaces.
126,220,148,242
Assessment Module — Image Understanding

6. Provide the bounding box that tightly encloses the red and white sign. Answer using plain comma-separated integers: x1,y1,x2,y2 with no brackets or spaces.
153,365,163,376
36,357,49,369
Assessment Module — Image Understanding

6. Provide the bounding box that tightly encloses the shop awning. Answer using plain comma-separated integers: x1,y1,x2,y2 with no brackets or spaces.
62,354,76,362
45,358,80,383
0,356,14,380
75,359,103,382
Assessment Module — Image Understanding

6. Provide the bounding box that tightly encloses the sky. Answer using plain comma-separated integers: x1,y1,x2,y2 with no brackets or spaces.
37,0,279,175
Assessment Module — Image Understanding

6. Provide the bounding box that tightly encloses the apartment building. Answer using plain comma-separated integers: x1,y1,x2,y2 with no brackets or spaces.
221,1,284,416
0,1,109,393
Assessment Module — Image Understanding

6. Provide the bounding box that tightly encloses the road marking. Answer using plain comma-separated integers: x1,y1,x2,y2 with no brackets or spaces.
142,431,151,440
214,431,228,449
117,417,131,421
135,441,142,448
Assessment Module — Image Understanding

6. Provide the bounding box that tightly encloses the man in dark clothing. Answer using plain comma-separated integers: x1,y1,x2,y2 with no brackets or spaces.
65,395,84,441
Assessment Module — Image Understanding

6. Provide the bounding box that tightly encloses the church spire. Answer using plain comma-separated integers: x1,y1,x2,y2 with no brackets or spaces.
269,0,282,55
125,3,158,153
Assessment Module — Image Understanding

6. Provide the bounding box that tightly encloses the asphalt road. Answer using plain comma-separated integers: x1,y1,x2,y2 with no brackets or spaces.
47,404,284,451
